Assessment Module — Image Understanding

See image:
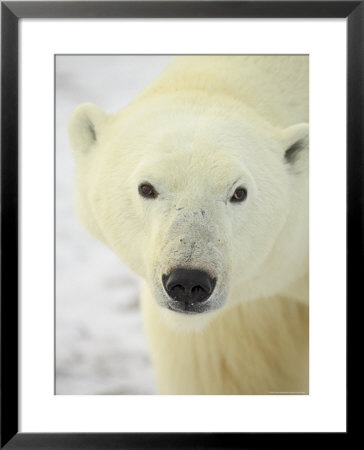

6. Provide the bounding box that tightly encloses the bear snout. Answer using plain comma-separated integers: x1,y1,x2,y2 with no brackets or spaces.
162,268,216,313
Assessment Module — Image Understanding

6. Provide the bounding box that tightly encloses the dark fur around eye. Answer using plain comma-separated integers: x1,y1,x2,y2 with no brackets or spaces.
138,183,158,199
230,187,248,203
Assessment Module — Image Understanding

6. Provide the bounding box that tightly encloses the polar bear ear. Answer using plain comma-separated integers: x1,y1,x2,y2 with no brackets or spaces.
68,103,107,153
281,123,309,171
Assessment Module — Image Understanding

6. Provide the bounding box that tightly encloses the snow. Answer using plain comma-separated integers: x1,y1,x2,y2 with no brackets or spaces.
56,56,172,394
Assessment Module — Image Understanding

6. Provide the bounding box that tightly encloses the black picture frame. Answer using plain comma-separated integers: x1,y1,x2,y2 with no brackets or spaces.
1,1,358,448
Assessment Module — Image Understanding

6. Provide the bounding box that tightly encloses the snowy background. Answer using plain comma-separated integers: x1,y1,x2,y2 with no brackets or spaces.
56,56,172,394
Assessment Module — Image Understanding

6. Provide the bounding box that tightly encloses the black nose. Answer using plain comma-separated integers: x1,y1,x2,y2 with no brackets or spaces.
163,269,215,304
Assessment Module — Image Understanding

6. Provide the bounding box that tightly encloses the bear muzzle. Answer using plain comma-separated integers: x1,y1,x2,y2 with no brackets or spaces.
162,268,216,314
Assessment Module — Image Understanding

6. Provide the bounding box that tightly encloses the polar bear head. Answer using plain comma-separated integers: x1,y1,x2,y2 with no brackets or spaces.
69,94,308,330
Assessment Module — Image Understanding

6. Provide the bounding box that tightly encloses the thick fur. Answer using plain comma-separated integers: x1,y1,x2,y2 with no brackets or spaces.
69,56,309,394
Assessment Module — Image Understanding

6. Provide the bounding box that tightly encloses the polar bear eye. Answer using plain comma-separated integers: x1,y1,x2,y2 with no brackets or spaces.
230,187,248,203
138,183,158,199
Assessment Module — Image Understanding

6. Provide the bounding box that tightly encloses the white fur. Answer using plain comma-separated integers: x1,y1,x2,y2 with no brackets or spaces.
69,56,309,394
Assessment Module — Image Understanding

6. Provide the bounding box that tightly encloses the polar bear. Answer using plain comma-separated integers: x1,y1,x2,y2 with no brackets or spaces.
68,56,309,395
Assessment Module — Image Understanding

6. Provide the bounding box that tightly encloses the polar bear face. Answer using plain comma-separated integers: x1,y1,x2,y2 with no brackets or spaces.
69,95,308,329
